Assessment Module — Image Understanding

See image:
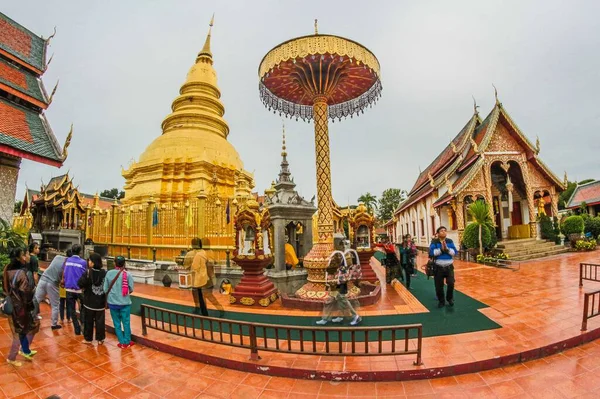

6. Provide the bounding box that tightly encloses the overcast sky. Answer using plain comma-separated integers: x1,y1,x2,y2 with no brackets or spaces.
6,0,600,205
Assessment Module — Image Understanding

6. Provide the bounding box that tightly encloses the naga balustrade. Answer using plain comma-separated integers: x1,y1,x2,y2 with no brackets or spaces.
579,263,600,287
581,289,600,331
140,304,423,365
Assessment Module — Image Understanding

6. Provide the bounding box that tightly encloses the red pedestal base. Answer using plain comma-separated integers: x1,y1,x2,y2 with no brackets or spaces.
230,254,278,307
356,248,378,284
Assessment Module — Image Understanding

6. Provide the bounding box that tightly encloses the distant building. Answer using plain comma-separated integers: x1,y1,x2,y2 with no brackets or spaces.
394,98,565,246
566,180,600,216
0,12,69,222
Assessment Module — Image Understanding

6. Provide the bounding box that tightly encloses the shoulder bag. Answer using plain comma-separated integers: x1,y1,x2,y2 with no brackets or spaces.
1,270,23,316
104,269,123,309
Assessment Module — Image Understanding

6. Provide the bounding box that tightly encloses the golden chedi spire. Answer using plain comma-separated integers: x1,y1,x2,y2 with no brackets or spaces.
122,15,254,204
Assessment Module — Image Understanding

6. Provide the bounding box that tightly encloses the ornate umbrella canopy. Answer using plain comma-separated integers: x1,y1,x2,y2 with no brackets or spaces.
259,33,382,121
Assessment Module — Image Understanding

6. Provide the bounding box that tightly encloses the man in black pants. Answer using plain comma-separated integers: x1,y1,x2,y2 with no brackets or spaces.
183,238,223,317
429,227,457,308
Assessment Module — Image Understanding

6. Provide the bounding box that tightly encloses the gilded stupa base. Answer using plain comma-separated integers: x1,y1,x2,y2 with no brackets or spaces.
229,254,279,307
280,241,381,310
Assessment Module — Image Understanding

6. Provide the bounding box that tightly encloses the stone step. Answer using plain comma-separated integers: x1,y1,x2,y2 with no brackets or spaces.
500,243,560,256
504,245,567,257
497,239,549,249
510,248,569,261
499,243,557,252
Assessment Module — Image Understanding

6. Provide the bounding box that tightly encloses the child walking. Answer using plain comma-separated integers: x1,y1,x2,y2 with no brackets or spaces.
77,253,106,344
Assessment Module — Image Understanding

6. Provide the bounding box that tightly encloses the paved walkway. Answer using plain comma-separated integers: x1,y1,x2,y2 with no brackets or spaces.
1,307,600,399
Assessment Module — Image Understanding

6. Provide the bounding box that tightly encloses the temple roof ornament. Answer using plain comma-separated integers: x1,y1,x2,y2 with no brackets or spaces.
472,95,480,115
493,83,500,106
62,124,73,161
535,136,541,155
275,122,295,190
197,13,214,60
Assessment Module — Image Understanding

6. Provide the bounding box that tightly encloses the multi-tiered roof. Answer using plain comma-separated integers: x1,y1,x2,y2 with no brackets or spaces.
0,12,67,166
397,97,564,214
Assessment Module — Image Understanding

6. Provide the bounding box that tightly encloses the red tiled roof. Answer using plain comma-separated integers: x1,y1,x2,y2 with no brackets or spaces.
0,101,33,143
0,13,46,72
567,181,600,209
0,60,26,88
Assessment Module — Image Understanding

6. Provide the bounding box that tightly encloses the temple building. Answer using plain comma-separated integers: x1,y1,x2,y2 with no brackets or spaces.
393,95,565,246
566,180,600,216
0,12,69,223
122,19,254,204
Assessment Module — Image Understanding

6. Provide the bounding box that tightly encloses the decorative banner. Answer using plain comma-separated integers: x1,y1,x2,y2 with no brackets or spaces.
185,204,193,227
125,207,131,229
104,209,111,227
152,206,158,227
226,199,230,224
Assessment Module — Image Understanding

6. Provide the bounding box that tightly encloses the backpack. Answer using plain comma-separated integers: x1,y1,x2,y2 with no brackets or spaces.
1,269,22,316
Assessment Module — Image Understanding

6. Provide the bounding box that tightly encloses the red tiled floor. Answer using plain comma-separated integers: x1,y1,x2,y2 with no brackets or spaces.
3,252,600,398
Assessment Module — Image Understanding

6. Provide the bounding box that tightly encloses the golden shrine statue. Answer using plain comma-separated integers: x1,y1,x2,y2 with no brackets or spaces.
122,17,254,204
537,197,546,216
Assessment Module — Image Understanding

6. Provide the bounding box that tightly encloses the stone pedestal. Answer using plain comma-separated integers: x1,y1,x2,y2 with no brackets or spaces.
356,248,378,283
123,259,157,284
230,254,278,307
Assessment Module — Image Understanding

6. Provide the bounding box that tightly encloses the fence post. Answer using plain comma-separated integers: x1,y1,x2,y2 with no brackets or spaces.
248,324,260,361
579,263,584,287
581,293,589,331
141,305,148,336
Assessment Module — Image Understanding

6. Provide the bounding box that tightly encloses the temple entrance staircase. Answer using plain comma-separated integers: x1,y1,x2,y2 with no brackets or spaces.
497,238,568,261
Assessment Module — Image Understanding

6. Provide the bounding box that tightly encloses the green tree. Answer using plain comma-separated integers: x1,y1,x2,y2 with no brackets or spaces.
0,218,26,295
377,188,407,222
13,200,23,214
357,192,378,213
467,200,494,255
100,188,125,199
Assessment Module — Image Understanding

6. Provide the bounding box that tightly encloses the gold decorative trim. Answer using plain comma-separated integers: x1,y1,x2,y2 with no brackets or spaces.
259,34,380,79
240,297,255,306
259,297,271,307
229,295,236,304
270,292,278,302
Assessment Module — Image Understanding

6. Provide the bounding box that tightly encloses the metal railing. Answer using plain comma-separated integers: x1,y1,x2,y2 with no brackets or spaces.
579,263,600,287
140,304,423,365
581,289,600,331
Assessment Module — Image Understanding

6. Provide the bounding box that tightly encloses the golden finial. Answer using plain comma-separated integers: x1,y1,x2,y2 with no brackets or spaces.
428,171,435,187
45,26,57,44
564,171,568,187
48,79,59,104
450,141,457,153
535,136,540,155
314,19,318,35
281,121,287,156
198,13,215,59
470,136,479,153
62,124,73,160
472,95,479,115
492,84,500,105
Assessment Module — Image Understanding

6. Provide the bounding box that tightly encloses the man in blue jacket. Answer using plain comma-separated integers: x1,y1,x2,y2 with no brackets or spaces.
63,244,88,335
429,226,457,308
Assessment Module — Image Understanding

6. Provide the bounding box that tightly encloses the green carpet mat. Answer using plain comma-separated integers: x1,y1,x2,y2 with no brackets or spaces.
130,271,500,341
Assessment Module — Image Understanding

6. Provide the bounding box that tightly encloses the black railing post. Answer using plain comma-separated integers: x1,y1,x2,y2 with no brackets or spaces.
249,324,260,361
152,247,157,262
141,305,148,336
580,263,584,287
127,245,131,259
582,293,590,331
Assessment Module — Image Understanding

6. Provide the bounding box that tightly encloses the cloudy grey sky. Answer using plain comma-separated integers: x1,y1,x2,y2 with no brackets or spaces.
6,0,600,205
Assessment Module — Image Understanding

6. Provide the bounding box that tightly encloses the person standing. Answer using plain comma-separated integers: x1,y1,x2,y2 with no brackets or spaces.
398,234,417,289
63,245,88,335
34,254,67,330
27,242,40,287
429,226,457,308
4,248,39,366
382,239,401,284
104,256,134,349
78,253,106,344
184,238,223,317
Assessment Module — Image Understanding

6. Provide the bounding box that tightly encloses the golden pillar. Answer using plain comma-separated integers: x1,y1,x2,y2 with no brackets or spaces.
197,189,207,239
313,96,334,244
146,197,155,259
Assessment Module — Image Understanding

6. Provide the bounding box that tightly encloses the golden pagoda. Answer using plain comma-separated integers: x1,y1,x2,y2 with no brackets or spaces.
122,17,254,204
